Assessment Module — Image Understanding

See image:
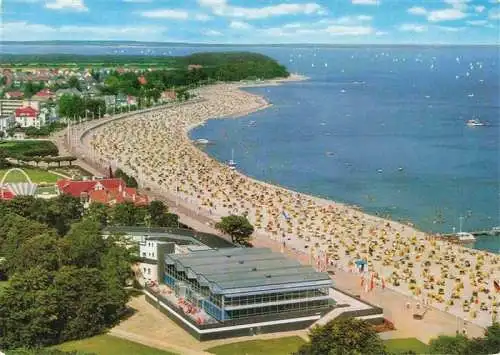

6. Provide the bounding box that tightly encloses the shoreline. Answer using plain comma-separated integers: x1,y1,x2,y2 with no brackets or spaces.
80,75,499,330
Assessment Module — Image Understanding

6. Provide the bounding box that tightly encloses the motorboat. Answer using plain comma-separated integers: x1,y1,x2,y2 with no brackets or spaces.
195,138,211,144
456,232,475,243
466,119,485,127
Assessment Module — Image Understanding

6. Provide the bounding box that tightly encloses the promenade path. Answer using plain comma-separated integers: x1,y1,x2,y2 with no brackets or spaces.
51,104,487,346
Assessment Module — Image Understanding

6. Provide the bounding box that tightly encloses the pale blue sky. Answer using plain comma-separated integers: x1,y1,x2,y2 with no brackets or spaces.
2,0,500,44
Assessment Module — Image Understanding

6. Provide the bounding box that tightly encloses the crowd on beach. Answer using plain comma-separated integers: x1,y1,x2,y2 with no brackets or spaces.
87,82,500,328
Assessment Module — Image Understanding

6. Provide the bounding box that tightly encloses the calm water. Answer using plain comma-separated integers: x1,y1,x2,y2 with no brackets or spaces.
4,44,499,252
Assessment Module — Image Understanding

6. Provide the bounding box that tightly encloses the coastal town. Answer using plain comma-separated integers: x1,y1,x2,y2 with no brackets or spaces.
0,64,186,139
0,50,499,355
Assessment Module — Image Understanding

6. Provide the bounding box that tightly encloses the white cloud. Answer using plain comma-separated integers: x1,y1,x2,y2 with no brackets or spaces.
428,8,467,22
123,0,152,3
230,20,252,30
140,9,189,19
335,15,372,24
436,25,464,32
398,23,427,32
351,0,379,5
466,19,488,26
408,7,427,16
474,5,485,13
375,30,388,36
195,13,212,21
1,21,167,41
198,0,324,19
325,25,374,35
489,8,500,20
204,29,222,36
45,0,87,11
444,0,470,10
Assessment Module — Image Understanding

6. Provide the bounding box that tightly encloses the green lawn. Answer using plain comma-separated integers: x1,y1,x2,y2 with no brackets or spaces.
384,338,430,354
207,336,306,355
55,334,177,355
206,336,430,355
36,185,59,195
0,140,58,157
0,168,60,184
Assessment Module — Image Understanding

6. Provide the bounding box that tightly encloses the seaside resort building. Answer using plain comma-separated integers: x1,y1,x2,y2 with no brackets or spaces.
113,226,381,340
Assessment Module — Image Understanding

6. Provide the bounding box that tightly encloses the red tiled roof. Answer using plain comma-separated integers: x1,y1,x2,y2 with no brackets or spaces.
15,106,38,117
6,91,24,98
57,178,148,206
34,88,53,97
138,76,147,85
88,185,148,206
56,178,125,197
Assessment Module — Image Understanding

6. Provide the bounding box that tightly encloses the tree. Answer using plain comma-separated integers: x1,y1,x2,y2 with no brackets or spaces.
148,200,167,226
215,215,254,245
429,334,470,354
61,220,106,268
427,322,500,355
6,233,61,274
158,212,180,228
0,267,60,349
110,202,147,227
52,266,121,341
68,76,81,90
295,318,386,355
84,202,110,227
0,148,10,169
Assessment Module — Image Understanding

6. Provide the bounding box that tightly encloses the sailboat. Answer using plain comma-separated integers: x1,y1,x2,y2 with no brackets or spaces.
455,216,475,242
228,149,237,170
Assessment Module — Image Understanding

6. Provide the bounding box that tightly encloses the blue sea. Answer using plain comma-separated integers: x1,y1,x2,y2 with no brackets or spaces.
4,43,499,252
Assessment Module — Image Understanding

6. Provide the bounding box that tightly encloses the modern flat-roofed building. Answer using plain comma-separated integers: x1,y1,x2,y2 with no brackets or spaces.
145,247,335,340
103,226,234,285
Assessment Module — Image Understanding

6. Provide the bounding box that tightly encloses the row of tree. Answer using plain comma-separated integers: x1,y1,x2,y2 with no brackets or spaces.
295,317,500,355
85,200,181,229
58,94,106,120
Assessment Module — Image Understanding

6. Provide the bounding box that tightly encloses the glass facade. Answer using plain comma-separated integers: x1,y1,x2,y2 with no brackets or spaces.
164,263,333,322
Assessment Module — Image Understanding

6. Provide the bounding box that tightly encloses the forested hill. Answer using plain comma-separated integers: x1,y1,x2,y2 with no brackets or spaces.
1,52,290,81
182,52,290,80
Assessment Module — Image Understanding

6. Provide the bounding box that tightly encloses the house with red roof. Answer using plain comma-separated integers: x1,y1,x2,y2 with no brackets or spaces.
138,76,148,85
14,106,43,128
56,178,148,207
5,91,24,99
32,88,55,101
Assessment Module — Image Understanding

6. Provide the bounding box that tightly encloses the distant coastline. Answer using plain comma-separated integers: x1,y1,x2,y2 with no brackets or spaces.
2,40,498,48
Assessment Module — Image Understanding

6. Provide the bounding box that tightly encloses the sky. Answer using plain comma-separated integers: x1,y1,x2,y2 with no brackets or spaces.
1,0,500,44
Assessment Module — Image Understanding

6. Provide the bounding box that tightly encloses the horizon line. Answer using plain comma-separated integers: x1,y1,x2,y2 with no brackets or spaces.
2,40,499,47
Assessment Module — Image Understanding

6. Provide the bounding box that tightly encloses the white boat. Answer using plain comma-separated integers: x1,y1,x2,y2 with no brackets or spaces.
228,149,237,170
195,138,211,144
466,119,485,127
456,232,475,242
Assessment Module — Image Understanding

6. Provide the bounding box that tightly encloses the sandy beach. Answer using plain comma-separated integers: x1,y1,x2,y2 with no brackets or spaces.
80,75,499,330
